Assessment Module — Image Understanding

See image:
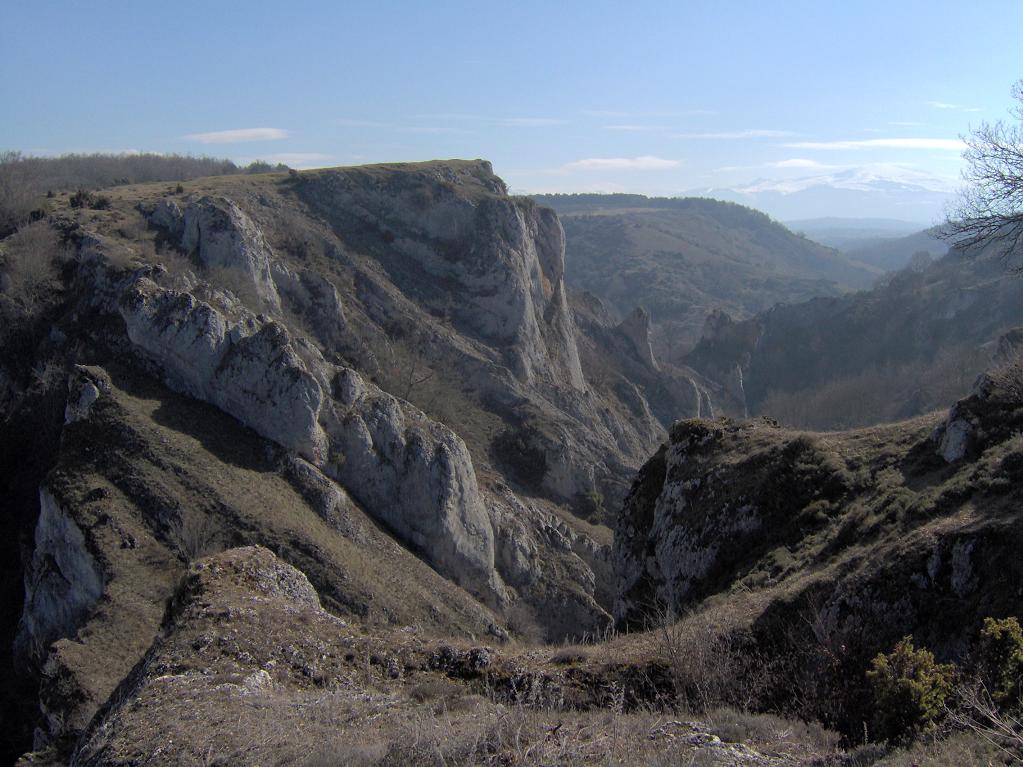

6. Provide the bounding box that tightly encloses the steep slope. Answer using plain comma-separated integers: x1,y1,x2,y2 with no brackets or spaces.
686,242,1023,429
12,363,505,755
0,161,701,761
842,226,948,272
535,193,878,357
615,359,1023,732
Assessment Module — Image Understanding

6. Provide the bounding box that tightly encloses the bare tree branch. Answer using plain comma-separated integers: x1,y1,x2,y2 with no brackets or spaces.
943,80,1023,263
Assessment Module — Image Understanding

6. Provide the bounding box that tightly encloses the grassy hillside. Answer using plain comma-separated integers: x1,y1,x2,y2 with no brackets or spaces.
535,194,880,357
686,240,1023,429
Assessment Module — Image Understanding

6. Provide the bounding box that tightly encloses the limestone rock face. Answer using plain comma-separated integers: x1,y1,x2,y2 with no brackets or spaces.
15,486,104,667
270,262,348,347
326,368,504,604
613,418,851,624
64,365,111,424
936,408,974,462
148,196,282,311
933,328,1023,463
111,271,503,605
294,162,585,390
617,307,658,370
118,276,328,462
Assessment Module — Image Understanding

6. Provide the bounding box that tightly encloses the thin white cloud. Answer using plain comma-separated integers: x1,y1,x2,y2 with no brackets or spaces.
564,156,680,170
335,118,392,128
890,121,924,127
926,100,980,112
584,109,717,118
784,138,965,151
770,158,825,169
184,127,289,144
602,124,670,132
500,117,565,127
676,129,796,139
343,114,557,130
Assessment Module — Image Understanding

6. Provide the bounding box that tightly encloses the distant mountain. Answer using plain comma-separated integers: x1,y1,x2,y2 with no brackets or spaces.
534,193,880,356
690,166,956,221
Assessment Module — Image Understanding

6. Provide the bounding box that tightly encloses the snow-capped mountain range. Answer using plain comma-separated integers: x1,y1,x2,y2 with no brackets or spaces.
688,165,958,222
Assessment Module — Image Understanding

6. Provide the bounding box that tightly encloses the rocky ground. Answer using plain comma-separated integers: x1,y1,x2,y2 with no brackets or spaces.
57,546,841,767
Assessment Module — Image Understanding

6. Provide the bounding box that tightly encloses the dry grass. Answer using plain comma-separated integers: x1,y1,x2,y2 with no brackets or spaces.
870,730,1009,766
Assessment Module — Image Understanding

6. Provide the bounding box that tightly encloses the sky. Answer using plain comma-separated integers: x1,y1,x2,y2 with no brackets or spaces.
2,0,1021,221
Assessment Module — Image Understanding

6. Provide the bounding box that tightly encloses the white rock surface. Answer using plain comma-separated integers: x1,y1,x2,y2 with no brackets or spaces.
16,486,104,664
296,163,585,390
149,196,282,311
113,273,504,605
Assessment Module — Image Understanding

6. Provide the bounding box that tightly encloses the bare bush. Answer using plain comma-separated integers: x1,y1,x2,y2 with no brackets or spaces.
170,512,219,562
943,79,1023,258
0,151,39,236
946,681,1023,763
0,221,65,314
655,607,777,713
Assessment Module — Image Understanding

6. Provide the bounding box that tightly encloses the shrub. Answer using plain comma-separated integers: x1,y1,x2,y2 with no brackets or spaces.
490,425,547,490
91,194,111,210
69,189,93,209
572,489,605,522
977,616,1023,708
867,637,955,742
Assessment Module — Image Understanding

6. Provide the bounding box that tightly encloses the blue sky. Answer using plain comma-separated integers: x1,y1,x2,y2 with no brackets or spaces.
2,0,1020,219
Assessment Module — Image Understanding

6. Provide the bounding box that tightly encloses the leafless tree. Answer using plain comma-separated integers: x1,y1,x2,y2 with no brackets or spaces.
401,356,435,401
943,79,1023,259
0,151,38,236
946,681,1023,762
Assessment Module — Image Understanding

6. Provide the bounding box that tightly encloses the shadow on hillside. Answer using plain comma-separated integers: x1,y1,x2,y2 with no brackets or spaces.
106,365,277,474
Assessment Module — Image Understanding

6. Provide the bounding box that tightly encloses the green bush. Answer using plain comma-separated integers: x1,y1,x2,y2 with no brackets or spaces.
977,616,1023,708
867,636,955,742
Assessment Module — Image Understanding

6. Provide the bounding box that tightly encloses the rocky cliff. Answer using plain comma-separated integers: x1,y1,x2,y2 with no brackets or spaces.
614,355,1023,727
0,161,684,761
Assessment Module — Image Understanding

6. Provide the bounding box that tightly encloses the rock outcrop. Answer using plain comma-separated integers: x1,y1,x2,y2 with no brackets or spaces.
614,389,1023,687
15,486,104,669
147,196,282,311
932,343,1023,463
617,307,659,370
68,547,809,767
292,161,585,390
112,270,504,605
